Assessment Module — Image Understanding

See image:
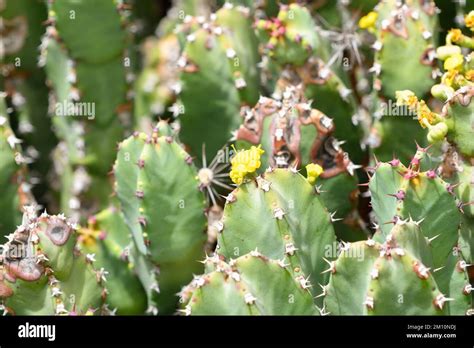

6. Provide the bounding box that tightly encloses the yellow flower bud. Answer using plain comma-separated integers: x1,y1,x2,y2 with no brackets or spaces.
465,11,474,31
436,45,462,61
427,122,448,143
448,29,463,43
444,53,464,72
229,145,265,185
466,70,474,81
306,163,324,185
416,101,436,128
359,11,378,30
396,90,418,109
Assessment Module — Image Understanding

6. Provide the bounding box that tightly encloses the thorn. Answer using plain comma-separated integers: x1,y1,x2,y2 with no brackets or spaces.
363,296,374,310
147,305,159,316
415,217,425,226
426,170,436,179
244,293,257,304
413,261,430,279
415,141,432,153
314,284,327,298
321,258,336,274
315,304,330,316
315,185,326,194
277,258,289,268
86,253,96,263
373,154,380,165
347,162,362,176
388,158,400,167
285,243,298,256
150,282,160,294
296,275,312,290
250,247,261,257
388,190,405,201
383,216,400,225
433,294,453,310
273,207,285,220
365,166,376,174
330,211,343,222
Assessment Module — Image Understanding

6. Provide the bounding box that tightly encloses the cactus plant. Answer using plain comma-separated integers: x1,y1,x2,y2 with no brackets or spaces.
234,84,364,240
325,220,450,315
114,128,207,314
0,209,107,315
78,207,147,315
176,3,261,161
0,0,56,204
0,0,473,317
215,149,337,306
42,0,129,217
179,253,318,315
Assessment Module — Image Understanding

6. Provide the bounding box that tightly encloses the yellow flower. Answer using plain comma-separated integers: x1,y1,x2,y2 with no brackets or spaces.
441,69,458,87
396,90,418,110
416,100,436,128
229,145,265,185
77,227,99,247
448,29,463,43
306,163,324,185
465,11,474,31
466,69,474,81
359,11,378,30
444,53,464,72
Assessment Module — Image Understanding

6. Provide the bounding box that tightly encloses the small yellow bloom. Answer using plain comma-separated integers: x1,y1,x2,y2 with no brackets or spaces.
229,145,265,185
465,11,474,31
466,69,474,81
416,100,436,128
77,227,99,247
448,29,463,43
441,69,458,87
306,163,324,185
359,11,378,30
444,53,464,72
396,90,418,110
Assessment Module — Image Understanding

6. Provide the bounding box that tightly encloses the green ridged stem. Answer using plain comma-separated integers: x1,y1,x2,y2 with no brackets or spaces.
114,130,207,314
177,3,261,160
79,207,147,315
216,167,337,307
325,221,448,315
180,253,317,315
